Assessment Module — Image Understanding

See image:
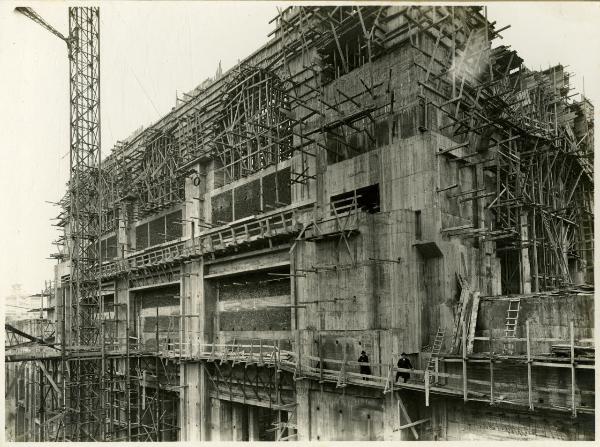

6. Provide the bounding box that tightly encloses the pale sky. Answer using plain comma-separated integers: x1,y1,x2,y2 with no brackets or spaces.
0,2,598,299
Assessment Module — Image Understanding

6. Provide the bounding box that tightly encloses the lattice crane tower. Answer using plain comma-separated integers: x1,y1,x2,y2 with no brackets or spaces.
16,6,103,440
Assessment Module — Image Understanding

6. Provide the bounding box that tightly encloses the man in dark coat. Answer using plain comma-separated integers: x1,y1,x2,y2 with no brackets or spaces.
395,352,413,383
358,351,371,379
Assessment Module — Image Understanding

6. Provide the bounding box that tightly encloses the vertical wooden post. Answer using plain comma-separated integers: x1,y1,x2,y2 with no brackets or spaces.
276,340,281,371
526,320,533,410
489,328,494,405
142,370,146,410
424,370,430,407
434,357,439,385
390,339,395,435
27,364,32,440
462,320,467,402
296,330,301,376
39,364,44,441
431,397,438,440
259,339,263,366
156,305,160,355
319,333,323,383
180,265,185,359
126,288,131,440
570,320,576,418
397,394,419,440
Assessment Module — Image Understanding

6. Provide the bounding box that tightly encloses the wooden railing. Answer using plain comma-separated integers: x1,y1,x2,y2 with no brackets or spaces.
156,334,594,417
99,203,312,278
97,196,365,279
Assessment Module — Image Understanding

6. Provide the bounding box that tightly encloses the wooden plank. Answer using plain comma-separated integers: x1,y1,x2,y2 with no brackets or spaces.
399,417,430,430
531,361,576,369
397,394,419,440
575,364,595,370
570,320,576,417
35,361,59,394
462,320,467,402
453,274,471,352
489,328,494,405
424,370,430,406
466,292,480,354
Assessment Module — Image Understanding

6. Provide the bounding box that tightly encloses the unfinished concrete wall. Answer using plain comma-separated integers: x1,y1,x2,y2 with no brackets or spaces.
132,285,180,350
442,400,594,440
476,293,594,351
294,124,499,366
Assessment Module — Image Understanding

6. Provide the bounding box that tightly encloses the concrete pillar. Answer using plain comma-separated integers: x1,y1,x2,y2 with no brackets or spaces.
232,403,247,441
221,400,233,441
248,406,260,441
199,365,210,441
180,364,196,441
209,398,218,441
211,399,232,441
181,258,213,441
181,365,210,441
295,381,311,441
383,392,397,441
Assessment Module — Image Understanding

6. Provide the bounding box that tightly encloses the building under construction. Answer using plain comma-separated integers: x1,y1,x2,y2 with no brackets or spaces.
5,5,595,441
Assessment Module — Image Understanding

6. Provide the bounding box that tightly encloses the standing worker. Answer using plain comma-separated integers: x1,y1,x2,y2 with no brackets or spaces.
395,352,413,383
358,351,371,379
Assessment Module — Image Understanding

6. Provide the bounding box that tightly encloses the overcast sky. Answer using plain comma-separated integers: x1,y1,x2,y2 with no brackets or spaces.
0,2,598,299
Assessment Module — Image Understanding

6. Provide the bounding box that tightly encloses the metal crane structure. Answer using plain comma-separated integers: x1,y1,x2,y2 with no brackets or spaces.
15,6,103,441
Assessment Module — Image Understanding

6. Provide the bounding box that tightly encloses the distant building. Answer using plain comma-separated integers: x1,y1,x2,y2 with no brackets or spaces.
4,284,40,322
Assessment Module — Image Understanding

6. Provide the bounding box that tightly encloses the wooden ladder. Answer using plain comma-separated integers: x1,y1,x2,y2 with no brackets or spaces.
503,299,520,353
425,328,444,383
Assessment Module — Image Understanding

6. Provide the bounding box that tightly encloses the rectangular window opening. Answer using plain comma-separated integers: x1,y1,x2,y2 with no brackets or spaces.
331,183,380,215
415,210,422,240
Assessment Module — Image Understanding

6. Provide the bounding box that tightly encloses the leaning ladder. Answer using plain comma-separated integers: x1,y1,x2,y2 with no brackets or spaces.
425,328,445,383
503,299,520,353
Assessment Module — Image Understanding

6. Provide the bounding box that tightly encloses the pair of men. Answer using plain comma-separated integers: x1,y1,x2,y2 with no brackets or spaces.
357,351,413,383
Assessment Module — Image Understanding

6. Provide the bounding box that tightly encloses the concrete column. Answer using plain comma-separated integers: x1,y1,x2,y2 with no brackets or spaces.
209,398,220,441
248,406,260,441
211,399,232,441
182,364,206,441
181,258,214,441
232,403,247,441
382,392,397,441
295,381,311,441
199,365,210,441
221,400,233,441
